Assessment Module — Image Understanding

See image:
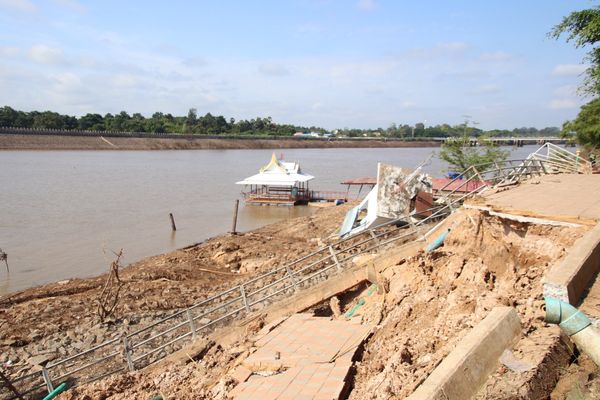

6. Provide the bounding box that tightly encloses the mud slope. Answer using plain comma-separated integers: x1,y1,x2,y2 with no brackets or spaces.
0,203,351,381
56,208,587,399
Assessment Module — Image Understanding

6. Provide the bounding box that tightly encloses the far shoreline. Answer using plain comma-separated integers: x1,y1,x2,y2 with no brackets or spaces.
0,133,440,151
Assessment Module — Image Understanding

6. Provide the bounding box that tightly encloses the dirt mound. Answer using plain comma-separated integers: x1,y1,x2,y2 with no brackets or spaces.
348,209,586,399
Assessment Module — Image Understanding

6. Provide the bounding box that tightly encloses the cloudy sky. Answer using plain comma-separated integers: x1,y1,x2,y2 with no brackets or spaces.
0,0,594,129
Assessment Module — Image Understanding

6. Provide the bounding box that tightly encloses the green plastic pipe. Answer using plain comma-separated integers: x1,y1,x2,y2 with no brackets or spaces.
42,383,67,400
345,298,366,318
545,297,600,367
426,228,451,253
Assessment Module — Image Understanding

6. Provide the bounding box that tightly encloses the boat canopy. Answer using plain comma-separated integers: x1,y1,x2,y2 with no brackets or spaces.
236,153,315,187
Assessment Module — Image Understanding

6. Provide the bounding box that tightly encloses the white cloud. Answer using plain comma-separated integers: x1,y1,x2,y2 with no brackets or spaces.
357,0,376,11
437,42,469,52
53,72,82,92
548,99,578,110
53,0,85,13
112,74,138,88
182,57,207,68
406,42,469,59
258,63,290,77
468,84,501,95
78,56,99,68
0,0,36,12
328,60,396,80
480,51,513,62
0,46,20,57
436,69,488,81
551,64,588,76
364,87,384,95
553,84,577,97
28,45,65,65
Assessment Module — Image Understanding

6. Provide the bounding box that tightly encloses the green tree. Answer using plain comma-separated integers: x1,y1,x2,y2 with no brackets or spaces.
550,6,600,96
439,135,509,175
32,111,66,130
0,106,18,126
78,113,105,131
563,98,600,148
551,5,600,149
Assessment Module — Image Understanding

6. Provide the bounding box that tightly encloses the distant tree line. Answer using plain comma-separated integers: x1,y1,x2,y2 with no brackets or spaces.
0,105,560,138
339,123,560,138
0,106,325,136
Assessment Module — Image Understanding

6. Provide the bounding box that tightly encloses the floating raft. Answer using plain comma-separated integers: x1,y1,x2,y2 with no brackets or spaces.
236,153,346,206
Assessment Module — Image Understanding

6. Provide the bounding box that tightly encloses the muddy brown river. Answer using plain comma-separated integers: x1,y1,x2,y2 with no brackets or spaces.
0,146,537,294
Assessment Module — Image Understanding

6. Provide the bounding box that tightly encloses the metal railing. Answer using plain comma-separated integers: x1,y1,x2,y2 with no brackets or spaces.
1,155,586,399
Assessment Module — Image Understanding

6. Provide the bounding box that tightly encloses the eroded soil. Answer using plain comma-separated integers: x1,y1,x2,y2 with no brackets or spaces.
47,208,589,399
0,203,351,383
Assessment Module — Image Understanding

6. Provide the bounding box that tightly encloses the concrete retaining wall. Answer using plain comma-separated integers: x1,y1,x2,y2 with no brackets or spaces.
407,307,521,400
543,223,600,304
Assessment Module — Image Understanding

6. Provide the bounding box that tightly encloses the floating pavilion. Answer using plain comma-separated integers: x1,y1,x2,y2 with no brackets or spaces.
236,153,315,206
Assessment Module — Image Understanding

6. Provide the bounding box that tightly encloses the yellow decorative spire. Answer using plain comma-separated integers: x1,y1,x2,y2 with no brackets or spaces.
260,152,287,173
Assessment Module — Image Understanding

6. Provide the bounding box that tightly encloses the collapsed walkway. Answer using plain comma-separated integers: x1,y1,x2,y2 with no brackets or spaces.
230,313,373,399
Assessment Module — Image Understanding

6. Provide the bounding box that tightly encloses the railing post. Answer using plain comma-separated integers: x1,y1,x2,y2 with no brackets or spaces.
240,284,251,313
493,162,508,181
122,336,135,372
41,367,54,394
186,309,197,340
368,230,381,250
329,246,342,272
285,265,299,291
538,159,548,175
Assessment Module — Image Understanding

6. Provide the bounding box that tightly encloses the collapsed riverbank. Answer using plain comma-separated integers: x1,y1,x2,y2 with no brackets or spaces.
0,134,440,151
3,173,600,399
49,206,591,399
0,203,351,385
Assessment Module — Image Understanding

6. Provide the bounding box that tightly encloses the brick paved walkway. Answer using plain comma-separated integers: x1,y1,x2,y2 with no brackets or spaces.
230,314,372,399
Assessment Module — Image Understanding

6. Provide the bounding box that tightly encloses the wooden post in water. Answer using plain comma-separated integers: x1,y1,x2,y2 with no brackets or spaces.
169,213,177,231
231,200,240,234
0,248,7,273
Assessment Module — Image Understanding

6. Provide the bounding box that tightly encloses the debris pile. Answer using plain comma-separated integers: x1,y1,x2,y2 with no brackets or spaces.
348,209,586,399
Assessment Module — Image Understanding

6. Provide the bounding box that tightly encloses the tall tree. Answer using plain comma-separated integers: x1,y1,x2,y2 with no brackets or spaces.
551,5,600,149
550,6,600,96
563,98,600,148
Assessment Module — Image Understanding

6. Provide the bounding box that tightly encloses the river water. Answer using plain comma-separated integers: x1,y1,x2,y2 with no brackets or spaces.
0,146,538,294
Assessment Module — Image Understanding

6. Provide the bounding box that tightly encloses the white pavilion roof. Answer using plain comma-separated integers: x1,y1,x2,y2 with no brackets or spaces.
236,153,315,187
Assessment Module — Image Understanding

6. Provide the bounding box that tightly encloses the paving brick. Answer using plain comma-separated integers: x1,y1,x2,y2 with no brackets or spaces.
231,365,253,384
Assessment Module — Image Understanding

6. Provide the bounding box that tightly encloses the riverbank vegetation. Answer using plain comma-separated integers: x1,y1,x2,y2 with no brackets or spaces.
0,105,561,139
439,135,509,174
